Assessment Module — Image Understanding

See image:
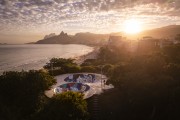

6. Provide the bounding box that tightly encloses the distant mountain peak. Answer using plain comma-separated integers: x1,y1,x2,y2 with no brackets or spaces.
35,31,109,45
60,31,65,36
59,31,69,37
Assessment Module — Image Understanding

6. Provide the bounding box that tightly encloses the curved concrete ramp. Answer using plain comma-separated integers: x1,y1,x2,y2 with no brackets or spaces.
45,73,114,99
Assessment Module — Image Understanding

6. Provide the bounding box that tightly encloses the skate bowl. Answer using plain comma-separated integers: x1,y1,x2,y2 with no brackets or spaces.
64,73,96,83
45,73,114,99
54,82,90,94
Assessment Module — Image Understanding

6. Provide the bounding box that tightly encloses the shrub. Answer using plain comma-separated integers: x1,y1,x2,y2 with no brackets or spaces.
81,66,96,73
38,91,89,120
0,70,56,120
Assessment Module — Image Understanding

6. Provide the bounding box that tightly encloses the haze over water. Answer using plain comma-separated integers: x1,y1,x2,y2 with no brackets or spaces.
0,44,93,74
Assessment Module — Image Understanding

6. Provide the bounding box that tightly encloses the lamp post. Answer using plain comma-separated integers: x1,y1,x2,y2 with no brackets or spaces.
101,66,103,89
100,65,106,90
51,62,53,76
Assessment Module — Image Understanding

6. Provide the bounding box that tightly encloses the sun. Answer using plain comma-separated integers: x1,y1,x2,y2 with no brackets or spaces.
124,19,142,34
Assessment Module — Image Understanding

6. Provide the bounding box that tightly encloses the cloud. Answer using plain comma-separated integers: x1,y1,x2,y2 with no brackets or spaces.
0,0,180,35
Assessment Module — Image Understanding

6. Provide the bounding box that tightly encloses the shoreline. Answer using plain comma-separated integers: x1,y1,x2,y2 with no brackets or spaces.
74,47,99,65
0,46,99,75
0,44,98,75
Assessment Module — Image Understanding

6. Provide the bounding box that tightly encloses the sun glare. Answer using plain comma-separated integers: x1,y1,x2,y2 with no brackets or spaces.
124,19,142,34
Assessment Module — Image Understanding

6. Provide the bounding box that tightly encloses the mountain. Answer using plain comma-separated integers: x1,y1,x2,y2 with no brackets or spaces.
140,25,180,39
35,25,180,45
126,25,180,40
110,25,180,40
73,32,109,45
36,31,109,46
44,33,56,39
36,31,74,44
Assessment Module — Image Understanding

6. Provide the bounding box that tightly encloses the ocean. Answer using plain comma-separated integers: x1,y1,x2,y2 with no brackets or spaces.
0,44,93,74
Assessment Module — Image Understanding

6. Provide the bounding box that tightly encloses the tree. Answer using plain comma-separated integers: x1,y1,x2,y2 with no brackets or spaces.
81,66,96,73
175,34,180,41
38,91,89,120
0,70,56,120
44,58,79,75
44,58,77,69
162,44,180,63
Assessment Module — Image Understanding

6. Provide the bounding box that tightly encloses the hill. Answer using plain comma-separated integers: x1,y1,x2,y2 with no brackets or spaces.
126,25,180,40
35,25,180,45
36,31,74,44
36,31,109,46
73,32,109,45
140,25,180,38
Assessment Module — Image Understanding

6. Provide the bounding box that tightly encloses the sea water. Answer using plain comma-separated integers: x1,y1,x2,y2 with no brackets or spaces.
0,44,93,74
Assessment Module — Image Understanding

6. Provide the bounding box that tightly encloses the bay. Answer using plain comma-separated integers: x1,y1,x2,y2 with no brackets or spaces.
0,44,93,74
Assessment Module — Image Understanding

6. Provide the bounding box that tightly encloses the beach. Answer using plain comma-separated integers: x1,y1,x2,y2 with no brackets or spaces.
74,47,100,65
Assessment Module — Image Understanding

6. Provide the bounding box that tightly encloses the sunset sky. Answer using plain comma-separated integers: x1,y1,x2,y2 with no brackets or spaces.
0,0,180,43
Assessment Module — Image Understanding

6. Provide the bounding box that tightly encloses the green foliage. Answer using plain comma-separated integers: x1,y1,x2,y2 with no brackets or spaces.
48,69,65,75
44,58,77,69
1,43,180,120
97,45,130,64
81,59,100,66
165,63,180,80
38,91,89,120
98,46,116,64
162,44,180,63
44,58,80,75
89,44,180,119
175,34,180,41
64,65,81,73
81,66,96,73
101,64,114,77
0,70,56,120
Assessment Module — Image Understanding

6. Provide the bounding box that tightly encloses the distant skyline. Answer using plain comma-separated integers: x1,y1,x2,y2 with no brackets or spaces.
0,0,180,43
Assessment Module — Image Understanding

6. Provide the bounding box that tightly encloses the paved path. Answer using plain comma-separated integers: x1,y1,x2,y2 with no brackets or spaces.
91,95,101,120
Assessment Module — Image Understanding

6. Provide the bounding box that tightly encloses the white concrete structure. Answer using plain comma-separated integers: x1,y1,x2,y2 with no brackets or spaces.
45,73,114,99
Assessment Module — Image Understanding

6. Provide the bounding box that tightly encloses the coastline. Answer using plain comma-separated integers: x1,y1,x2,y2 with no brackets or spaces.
0,44,96,75
74,47,99,65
